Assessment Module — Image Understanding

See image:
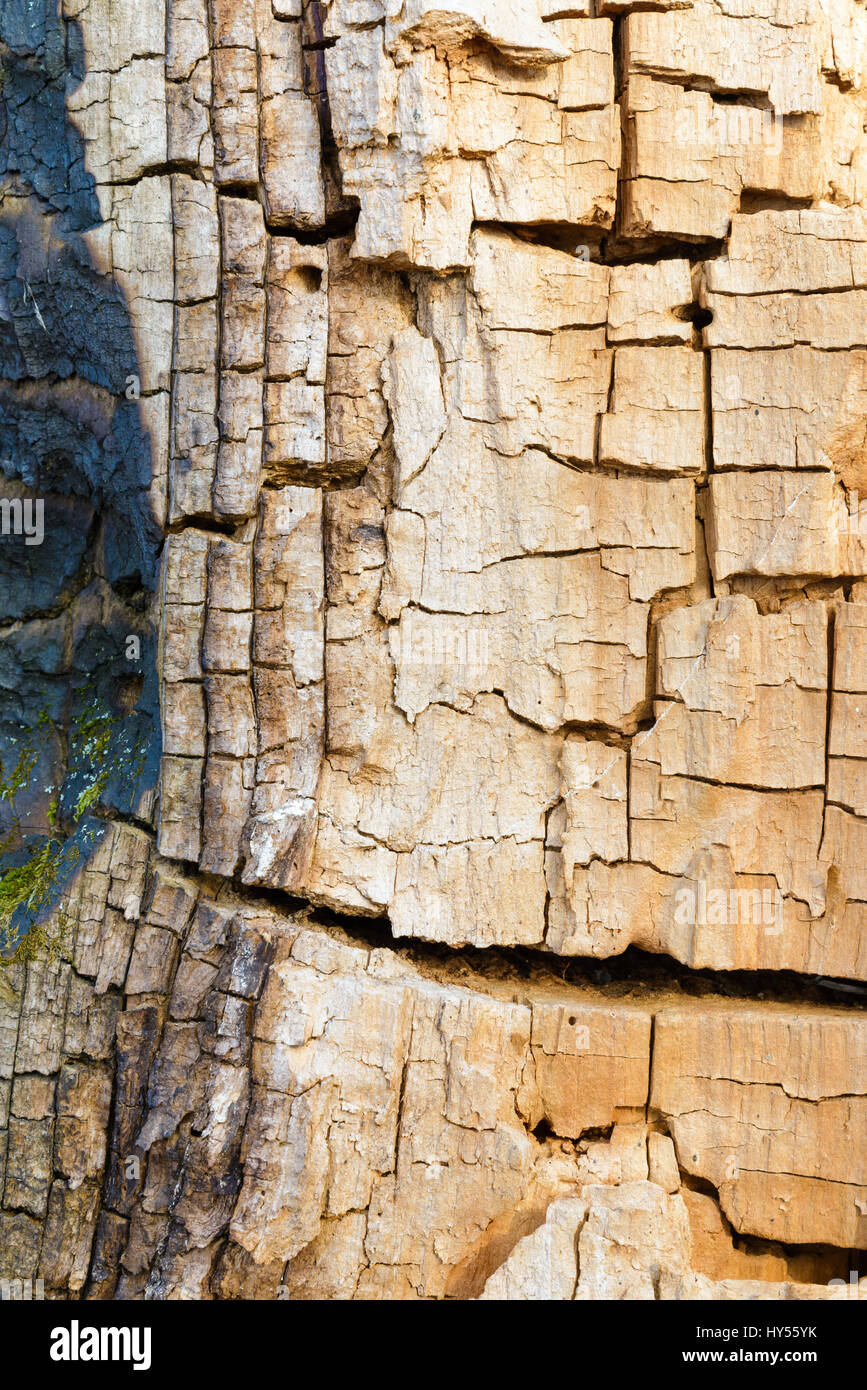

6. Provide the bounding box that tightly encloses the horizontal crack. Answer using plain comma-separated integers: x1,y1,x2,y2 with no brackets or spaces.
122,822,867,1013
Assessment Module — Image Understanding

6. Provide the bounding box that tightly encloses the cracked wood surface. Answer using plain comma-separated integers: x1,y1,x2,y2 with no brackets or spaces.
0,0,866,1300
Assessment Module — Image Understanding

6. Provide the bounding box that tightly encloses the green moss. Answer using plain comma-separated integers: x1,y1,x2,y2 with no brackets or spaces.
0,692,147,969
0,739,38,810
68,689,139,821
0,838,71,961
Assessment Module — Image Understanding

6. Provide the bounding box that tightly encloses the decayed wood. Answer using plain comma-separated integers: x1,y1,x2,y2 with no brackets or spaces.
1,0,867,1301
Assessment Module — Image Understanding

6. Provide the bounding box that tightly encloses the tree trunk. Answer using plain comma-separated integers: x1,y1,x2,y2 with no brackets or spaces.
0,0,865,1302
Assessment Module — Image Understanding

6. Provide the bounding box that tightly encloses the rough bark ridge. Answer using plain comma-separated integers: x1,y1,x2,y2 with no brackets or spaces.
1,0,866,1300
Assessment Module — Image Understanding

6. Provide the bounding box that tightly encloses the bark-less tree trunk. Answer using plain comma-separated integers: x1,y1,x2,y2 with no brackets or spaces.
0,0,865,1301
